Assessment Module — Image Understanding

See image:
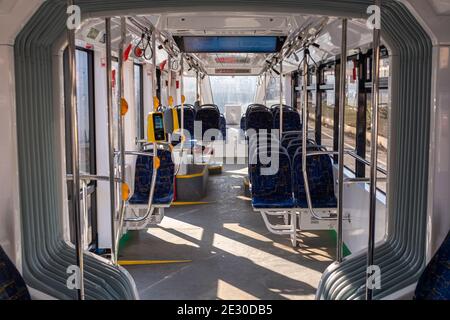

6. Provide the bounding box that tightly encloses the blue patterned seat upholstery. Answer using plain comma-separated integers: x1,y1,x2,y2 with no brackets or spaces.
175,104,196,138
0,246,30,300
129,150,175,206
250,148,295,209
415,232,450,300
273,110,302,132
195,105,221,141
292,150,337,208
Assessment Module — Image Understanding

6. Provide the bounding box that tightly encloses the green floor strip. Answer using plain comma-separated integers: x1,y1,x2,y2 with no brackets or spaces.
329,230,352,257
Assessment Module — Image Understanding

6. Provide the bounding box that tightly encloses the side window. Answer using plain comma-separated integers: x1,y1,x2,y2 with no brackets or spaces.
134,64,144,140
64,48,97,249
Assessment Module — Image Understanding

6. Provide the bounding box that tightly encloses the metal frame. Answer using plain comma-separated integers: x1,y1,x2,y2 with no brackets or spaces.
366,0,382,300
67,0,84,301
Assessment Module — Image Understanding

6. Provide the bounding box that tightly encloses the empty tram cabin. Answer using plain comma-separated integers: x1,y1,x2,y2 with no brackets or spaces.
0,0,449,301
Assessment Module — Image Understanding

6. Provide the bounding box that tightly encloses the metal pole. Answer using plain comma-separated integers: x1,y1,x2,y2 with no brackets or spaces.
67,0,84,300
105,18,117,264
337,18,348,263
114,17,127,263
196,71,199,104
366,0,381,300
180,54,185,142
264,73,268,106
152,31,157,108
168,56,172,105
279,61,283,138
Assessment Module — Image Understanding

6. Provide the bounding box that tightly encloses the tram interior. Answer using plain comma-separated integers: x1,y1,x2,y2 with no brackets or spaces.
2,0,449,302
58,13,392,300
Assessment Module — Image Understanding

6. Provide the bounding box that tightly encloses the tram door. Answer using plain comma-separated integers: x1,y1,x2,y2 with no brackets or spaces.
63,48,98,250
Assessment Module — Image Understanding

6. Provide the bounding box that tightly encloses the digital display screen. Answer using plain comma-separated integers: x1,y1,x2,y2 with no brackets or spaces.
153,114,165,141
174,36,286,53
154,116,164,129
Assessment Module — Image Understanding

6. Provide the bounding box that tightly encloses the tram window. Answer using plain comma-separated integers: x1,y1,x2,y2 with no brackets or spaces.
320,90,335,149
265,75,286,107
134,64,144,140
321,66,335,85
183,76,197,104
76,50,93,174
308,70,317,86
63,47,97,248
344,59,359,172
366,89,389,193
210,76,258,113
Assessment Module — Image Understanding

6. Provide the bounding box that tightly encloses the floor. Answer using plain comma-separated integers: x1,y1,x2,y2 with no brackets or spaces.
119,164,336,300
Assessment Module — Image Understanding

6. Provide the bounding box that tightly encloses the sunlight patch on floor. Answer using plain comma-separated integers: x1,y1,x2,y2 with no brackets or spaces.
217,280,259,300
155,216,205,241
212,232,322,285
146,228,201,248
223,223,273,243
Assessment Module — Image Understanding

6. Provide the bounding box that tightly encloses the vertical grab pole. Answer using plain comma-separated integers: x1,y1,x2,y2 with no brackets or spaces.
152,31,157,108
264,72,268,106
67,0,84,300
196,71,199,104
180,54,185,144
168,56,172,105
337,18,348,263
366,0,381,300
279,61,283,138
114,17,127,262
105,18,117,264
301,49,310,214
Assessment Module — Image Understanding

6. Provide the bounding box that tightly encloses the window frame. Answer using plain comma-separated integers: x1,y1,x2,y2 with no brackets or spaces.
296,47,390,194
63,46,98,249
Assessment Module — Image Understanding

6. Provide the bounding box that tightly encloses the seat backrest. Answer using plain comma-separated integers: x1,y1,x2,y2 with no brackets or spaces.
273,110,302,132
415,232,450,300
129,150,175,206
175,104,196,138
246,108,273,132
246,104,267,118
195,105,221,141
292,150,337,208
249,147,294,208
0,246,31,300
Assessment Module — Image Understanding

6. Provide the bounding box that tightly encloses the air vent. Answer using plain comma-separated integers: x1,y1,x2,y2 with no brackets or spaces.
215,69,252,74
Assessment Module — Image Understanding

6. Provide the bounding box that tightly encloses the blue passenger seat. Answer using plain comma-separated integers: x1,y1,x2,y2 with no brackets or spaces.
415,231,450,300
273,109,302,132
175,104,196,138
0,246,30,300
129,149,175,206
292,150,337,208
249,147,295,209
195,105,221,141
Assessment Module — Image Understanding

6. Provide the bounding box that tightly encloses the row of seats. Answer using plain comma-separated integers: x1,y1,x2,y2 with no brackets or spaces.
129,104,226,207
129,149,175,206
174,104,226,142
241,104,302,133
249,138,337,210
244,104,336,210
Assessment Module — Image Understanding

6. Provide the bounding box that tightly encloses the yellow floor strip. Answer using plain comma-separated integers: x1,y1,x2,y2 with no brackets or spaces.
172,201,213,206
118,260,192,266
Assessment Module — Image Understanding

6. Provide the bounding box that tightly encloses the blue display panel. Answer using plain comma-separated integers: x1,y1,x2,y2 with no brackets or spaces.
174,36,286,53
